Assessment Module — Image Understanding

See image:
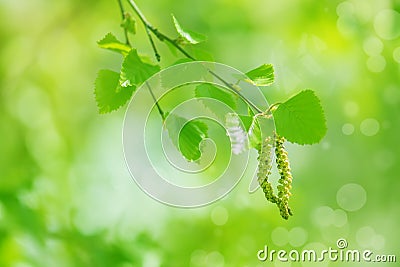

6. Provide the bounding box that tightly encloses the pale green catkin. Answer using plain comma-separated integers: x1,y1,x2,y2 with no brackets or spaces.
257,136,278,204
274,133,293,220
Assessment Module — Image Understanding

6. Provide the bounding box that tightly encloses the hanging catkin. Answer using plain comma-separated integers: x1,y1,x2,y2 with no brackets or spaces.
257,136,278,204
274,133,293,219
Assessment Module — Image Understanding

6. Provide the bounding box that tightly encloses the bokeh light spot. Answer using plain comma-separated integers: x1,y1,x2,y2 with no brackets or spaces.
374,9,400,40
312,206,333,227
336,1,354,17
360,118,380,136
289,227,308,247
356,226,375,247
332,209,348,227
210,206,228,226
322,142,330,150
393,47,400,63
271,227,289,246
372,234,385,250
342,123,354,135
356,227,386,250
344,101,359,117
191,250,207,266
363,36,383,56
366,55,386,73
336,183,367,211
206,251,224,267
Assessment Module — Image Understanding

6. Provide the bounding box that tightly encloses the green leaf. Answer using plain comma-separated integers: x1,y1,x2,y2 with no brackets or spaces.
248,116,262,151
245,64,275,86
121,13,136,34
120,49,160,87
195,84,237,118
172,15,207,45
97,33,131,56
94,70,135,114
165,115,208,161
238,115,253,132
273,90,327,145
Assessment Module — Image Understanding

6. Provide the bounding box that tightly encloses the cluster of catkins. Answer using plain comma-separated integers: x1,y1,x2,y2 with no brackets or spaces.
257,132,293,219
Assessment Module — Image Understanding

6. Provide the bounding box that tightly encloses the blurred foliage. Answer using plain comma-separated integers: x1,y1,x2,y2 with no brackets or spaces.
0,0,399,266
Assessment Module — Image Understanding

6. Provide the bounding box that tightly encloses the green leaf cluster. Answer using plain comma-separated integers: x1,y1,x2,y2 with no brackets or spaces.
94,33,160,114
93,7,327,176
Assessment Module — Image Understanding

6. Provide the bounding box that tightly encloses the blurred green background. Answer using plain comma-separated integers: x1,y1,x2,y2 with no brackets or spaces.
1,0,399,266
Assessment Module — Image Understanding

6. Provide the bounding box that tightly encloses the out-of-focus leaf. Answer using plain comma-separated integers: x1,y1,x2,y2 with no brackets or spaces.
245,64,275,86
248,116,262,151
121,13,136,34
94,69,135,113
172,15,207,45
97,33,131,56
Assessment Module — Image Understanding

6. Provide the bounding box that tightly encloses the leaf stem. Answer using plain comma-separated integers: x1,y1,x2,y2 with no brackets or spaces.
146,27,161,61
265,102,282,114
126,0,163,61
146,82,166,121
117,0,130,45
125,0,262,114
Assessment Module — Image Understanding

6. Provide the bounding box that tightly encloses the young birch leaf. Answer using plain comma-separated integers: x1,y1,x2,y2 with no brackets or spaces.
248,116,262,151
121,13,136,34
120,49,160,87
245,64,275,86
273,90,327,145
172,15,207,45
165,115,208,161
94,70,135,114
97,33,131,56
238,115,253,132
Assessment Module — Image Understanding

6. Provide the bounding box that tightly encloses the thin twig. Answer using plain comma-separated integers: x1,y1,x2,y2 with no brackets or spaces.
146,82,165,121
117,0,130,45
126,0,263,114
126,0,161,61
146,27,161,61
